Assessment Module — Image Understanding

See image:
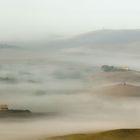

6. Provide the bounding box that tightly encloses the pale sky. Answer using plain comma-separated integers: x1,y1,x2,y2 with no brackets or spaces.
0,0,140,41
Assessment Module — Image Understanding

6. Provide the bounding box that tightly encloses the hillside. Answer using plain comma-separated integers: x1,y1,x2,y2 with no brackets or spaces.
92,70,140,83
95,83,140,97
43,129,140,140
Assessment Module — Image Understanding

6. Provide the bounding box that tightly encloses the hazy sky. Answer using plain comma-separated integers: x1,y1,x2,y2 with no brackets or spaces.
0,0,140,41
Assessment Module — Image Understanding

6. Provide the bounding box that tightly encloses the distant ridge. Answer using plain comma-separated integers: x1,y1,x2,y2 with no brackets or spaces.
46,29,140,48
70,29,140,46
40,29,140,63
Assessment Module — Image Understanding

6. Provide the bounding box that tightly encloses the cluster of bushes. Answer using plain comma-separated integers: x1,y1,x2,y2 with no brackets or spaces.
101,65,115,72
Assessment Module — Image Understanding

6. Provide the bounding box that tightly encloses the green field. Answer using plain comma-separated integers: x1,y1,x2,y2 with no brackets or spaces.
43,129,140,140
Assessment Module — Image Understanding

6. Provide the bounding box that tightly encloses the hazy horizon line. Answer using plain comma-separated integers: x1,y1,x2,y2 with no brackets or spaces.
1,28,140,44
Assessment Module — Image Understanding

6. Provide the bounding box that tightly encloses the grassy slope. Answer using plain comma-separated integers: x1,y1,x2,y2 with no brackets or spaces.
44,129,140,140
96,83,140,97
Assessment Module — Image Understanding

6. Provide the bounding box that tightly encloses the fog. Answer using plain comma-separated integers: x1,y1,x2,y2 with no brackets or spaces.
1,0,140,139
0,30,140,139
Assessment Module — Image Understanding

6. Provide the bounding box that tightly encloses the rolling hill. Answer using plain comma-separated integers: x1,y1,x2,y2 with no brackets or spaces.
95,83,140,97
43,129,140,140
